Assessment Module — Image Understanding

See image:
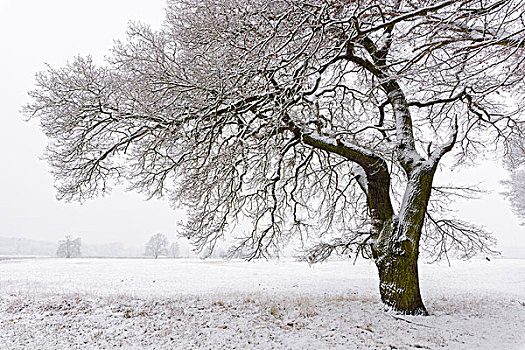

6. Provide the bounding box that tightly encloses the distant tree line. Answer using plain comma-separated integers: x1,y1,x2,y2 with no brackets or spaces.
144,233,185,259
144,233,228,259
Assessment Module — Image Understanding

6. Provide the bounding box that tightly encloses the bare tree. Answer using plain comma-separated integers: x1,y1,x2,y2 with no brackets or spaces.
56,235,81,258
145,233,168,259
25,0,525,314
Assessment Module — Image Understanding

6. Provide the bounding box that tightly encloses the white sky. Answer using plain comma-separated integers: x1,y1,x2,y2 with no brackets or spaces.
0,1,523,250
0,0,183,246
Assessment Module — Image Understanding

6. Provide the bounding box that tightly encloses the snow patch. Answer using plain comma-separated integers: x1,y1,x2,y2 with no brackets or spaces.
0,258,523,349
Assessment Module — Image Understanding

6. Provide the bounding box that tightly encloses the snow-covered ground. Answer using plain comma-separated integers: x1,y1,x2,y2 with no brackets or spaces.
0,258,523,349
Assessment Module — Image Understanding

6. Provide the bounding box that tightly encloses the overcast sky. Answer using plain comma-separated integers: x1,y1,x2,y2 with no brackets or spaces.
0,0,184,246
0,1,523,251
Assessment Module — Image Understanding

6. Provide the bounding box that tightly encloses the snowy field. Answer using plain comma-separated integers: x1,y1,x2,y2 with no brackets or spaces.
0,258,524,349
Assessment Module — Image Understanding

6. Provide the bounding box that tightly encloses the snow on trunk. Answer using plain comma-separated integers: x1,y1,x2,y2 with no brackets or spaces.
371,167,436,315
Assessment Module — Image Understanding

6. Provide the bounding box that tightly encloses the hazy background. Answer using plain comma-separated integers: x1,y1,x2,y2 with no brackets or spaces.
0,0,523,256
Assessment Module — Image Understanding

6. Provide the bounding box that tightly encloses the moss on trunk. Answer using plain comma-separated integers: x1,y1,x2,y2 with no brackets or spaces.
370,167,435,315
373,235,427,315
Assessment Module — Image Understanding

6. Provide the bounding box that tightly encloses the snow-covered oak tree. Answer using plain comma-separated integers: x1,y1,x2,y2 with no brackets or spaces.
25,0,525,314
56,235,82,258
145,233,169,259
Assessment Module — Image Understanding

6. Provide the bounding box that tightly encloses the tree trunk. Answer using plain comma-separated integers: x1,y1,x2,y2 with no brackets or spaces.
373,230,427,315
370,167,435,315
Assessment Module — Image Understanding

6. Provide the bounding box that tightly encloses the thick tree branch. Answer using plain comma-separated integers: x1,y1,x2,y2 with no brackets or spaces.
300,131,394,223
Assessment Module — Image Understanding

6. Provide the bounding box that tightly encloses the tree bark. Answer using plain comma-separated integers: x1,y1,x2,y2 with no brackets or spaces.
378,252,427,315
371,166,436,315
372,219,427,315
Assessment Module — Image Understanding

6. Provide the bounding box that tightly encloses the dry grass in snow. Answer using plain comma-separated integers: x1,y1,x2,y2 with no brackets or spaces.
0,258,524,349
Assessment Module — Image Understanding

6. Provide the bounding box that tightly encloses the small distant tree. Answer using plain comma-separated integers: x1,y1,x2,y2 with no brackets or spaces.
169,241,180,258
56,235,81,258
145,233,168,259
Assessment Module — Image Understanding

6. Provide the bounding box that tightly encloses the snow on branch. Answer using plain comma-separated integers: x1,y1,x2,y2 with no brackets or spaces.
24,0,525,262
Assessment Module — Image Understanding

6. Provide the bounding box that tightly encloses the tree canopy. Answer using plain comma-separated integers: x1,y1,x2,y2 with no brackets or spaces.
26,0,525,314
